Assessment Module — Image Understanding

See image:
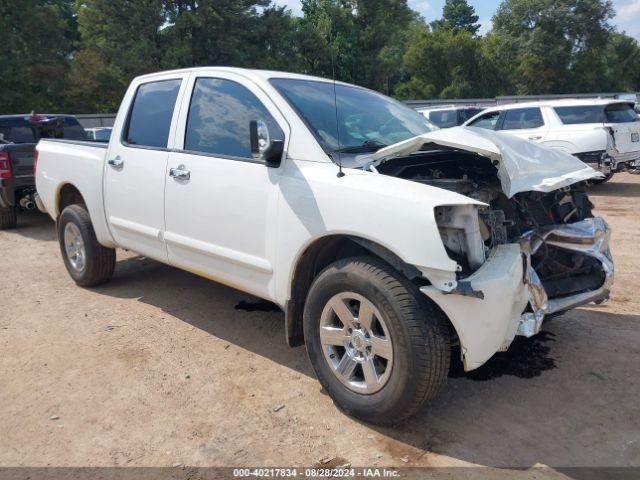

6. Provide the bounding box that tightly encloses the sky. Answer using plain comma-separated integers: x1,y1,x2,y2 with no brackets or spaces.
273,0,640,40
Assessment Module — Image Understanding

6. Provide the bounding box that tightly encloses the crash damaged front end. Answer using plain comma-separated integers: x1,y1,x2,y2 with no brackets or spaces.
421,216,613,370
367,127,615,371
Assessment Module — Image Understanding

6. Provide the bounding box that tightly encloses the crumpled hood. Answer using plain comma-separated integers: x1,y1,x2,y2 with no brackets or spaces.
366,126,603,198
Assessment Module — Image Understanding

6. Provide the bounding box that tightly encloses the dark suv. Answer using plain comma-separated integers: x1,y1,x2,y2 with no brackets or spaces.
0,114,86,228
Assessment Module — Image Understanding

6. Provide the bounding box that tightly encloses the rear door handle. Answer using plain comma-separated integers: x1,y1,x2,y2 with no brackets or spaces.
169,165,190,180
108,157,124,168
528,135,542,141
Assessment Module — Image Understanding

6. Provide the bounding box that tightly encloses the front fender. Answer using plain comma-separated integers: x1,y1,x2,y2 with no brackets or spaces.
274,159,484,305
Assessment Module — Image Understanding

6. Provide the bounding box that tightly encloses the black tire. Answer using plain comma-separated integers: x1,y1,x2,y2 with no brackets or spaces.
58,204,115,287
591,171,614,184
303,256,450,425
0,206,17,229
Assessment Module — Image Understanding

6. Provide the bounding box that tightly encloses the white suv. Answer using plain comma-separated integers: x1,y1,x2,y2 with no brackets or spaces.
463,99,640,181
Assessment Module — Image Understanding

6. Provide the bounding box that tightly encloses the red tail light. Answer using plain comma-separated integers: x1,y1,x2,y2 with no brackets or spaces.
0,151,11,179
34,147,39,177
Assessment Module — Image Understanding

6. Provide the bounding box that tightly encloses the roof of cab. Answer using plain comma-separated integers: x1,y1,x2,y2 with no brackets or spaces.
133,66,343,85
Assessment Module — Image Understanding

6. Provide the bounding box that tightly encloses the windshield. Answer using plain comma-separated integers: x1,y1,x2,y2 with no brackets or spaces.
270,78,434,166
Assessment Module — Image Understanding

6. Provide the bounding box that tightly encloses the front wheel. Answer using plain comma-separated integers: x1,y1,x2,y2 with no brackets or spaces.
303,256,450,425
58,204,115,287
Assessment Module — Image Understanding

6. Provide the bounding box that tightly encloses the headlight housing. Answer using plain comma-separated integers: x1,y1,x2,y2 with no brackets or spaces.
435,204,486,270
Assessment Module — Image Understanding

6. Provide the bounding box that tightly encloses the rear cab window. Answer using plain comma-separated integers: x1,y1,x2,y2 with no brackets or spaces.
501,108,544,130
0,116,86,143
124,80,182,148
0,118,35,143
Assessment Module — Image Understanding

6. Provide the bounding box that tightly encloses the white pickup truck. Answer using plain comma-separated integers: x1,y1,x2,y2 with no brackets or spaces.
36,68,613,425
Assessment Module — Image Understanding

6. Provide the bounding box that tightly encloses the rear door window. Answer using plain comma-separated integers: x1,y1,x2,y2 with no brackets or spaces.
501,108,544,130
124,79,182,148
554,106,604,124
468,111,501,130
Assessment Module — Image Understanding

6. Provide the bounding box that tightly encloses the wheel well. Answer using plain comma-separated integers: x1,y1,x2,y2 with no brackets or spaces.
57,184,85,216
285,235,423,347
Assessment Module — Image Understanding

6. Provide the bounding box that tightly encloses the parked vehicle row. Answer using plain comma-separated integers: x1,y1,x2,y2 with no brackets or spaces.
0,114,86,229
35,67,614,425
463,99,640,182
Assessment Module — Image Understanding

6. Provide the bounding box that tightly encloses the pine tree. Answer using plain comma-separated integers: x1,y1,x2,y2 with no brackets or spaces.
431,0,481,36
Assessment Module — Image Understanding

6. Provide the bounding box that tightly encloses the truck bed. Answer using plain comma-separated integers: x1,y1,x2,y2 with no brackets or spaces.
35,138,113,245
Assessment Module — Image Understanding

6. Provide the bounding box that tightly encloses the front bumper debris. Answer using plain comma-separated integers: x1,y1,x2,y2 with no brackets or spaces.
422,217,613,371
520,217,613,323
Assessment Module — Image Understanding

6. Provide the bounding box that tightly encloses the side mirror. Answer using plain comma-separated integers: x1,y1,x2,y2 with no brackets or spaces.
250,120,284,168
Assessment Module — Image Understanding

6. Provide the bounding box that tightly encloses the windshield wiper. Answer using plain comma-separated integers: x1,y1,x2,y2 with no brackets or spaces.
335,140,388,154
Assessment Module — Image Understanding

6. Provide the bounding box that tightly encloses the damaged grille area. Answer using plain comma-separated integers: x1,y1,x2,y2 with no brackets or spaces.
377,150,613,308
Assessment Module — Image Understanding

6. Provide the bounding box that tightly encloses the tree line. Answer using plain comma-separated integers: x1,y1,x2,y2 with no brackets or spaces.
1,0,639,114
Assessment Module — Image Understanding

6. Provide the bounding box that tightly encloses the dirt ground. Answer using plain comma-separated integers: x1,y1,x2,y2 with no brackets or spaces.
1,174,639,477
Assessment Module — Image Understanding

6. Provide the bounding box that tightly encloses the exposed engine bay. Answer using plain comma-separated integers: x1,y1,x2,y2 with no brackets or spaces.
376,150,611,307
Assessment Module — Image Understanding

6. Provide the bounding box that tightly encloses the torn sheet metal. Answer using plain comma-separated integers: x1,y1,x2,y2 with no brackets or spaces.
364,127,603,198
422,217,613,370
421,244,529,371
520,217,614,316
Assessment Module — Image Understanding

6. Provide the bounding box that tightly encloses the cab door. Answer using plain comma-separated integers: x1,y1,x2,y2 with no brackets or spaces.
163,72,289,299
104,74,188,262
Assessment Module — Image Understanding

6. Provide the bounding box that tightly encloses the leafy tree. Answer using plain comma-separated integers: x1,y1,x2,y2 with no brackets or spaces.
68,0,165,112
295,0,358,81
2,0,638,112
0,0,77,113
491,0,615,94
431,0,481,36
604,33,640,92
160,0,272,69
396,27,486,99
294,0,416,93
249,5,302,71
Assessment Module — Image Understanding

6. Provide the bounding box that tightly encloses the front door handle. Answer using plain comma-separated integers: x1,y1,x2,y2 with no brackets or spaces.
169,165,190,180
108,157,124,168
528,135,542,141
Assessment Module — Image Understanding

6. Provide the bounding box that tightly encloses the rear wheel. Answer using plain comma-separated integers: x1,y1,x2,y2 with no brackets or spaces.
58,204,115,287
0,206,17,229
303,256,450,425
